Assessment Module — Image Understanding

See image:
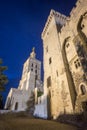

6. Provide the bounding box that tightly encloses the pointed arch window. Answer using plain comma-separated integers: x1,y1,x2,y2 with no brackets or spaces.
49,57,52,64
81,85,86,95
46,46,48,53
47,76,51,87
15,102,18,110
31,63,33,67
66,43,70,48
35,65,37,68
35,69,37,74
74,59,81,69
31,68,33,71
56,70,58,77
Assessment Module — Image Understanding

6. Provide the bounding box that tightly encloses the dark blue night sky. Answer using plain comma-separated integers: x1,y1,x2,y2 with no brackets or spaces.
0,0,77,103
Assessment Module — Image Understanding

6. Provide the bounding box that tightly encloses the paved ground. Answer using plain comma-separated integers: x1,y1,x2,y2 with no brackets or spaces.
0,112,83,130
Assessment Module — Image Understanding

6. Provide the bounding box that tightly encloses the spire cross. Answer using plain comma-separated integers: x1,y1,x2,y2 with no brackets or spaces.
30,47,36,58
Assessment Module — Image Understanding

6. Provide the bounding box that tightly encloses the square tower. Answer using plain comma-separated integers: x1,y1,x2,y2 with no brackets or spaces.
5,48,43,111
18,48,41,92
41,10,75,119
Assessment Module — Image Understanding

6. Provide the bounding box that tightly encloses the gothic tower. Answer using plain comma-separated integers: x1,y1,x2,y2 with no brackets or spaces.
41,0,87,119
18,48,41,93
5,48,42,111
41,10,75,119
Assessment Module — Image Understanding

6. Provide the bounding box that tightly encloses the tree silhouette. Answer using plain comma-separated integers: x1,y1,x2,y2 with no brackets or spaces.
0,59,8,109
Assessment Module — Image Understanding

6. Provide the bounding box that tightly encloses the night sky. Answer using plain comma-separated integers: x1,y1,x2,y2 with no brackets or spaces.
0,0,77,103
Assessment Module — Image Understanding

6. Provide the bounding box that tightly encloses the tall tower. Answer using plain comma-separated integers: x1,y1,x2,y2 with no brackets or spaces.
18,48,41,94
5,48,42,111
41,10,75,119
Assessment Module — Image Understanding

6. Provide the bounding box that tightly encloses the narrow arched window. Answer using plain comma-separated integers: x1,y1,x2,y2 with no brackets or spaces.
81,85,86,95
35,65,37,68
15,102,18,110
31,63,33,67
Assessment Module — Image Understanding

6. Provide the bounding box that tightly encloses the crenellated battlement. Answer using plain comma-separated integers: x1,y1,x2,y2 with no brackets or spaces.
41,0,87,40
41,9,67,39
70,0,87,17
76,0,84,6
60,18,70,35
60,0,87,35
70,7,76,16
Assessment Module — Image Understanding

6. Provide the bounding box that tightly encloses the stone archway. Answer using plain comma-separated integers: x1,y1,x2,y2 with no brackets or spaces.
62,37,76,110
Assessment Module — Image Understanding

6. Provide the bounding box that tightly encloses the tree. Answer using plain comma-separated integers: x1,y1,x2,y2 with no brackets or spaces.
26,91,35,114
0,59,8,109
0,95,3,109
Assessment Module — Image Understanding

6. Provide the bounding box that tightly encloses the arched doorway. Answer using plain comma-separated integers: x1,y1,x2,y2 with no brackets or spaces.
15,102,18,110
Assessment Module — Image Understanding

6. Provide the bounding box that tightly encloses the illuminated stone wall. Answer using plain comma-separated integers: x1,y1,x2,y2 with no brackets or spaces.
41,0,87,119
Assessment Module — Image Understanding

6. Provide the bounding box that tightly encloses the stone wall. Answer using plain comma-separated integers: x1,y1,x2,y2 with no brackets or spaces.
41,0,87,119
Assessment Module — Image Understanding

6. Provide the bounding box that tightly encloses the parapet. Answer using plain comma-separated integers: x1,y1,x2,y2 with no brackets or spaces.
70,0,86,17
41,9,67,39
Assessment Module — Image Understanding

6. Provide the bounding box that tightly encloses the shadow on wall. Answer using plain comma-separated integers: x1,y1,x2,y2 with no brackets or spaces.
56,112,87,129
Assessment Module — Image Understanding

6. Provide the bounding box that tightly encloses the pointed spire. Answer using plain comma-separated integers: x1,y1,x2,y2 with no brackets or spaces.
30,47,36,58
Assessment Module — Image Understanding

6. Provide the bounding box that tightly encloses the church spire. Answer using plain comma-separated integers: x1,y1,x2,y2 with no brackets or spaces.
30,47,36,58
